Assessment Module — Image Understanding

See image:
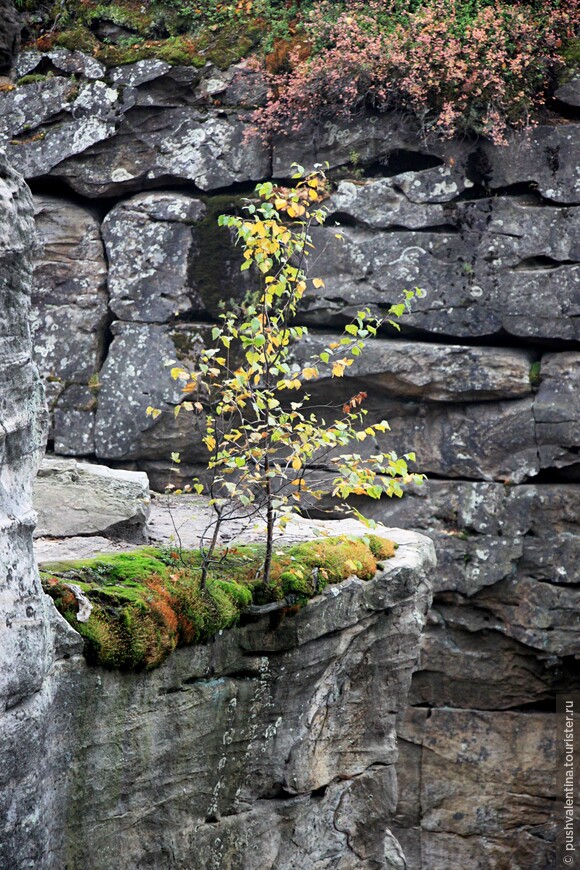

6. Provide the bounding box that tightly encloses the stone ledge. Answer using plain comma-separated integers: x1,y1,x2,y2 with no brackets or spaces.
33,456,151,538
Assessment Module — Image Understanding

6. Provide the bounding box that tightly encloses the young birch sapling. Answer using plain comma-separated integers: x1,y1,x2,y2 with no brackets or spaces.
148,166,424,589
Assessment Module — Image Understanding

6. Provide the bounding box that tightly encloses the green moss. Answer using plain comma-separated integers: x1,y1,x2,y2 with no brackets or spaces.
367,534,398,560
562,38,580,75
41,548,173,583
54,25,99,55
42,535,395,671
192,24,263,70
22,0,266,68
258,534,396,602
84,2,156,35
17,73,53,85
529,360,542,387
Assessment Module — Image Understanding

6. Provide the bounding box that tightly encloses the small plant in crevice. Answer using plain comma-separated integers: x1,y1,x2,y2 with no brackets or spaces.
529,360,542,388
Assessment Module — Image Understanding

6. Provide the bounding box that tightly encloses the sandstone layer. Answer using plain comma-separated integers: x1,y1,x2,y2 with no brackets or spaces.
1,43,578,869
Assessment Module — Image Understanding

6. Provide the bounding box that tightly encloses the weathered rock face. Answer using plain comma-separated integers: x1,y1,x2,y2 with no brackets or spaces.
393,707,556,870
555,76,580,108
366,479,580,868
33,457,150,538
31,195,108,382
30,194,108,455
1,68,270,196
0,148,53,711
94,321,209,461
306,192,580,341
0,0,20,75
1,519,434,869
102,192,207,321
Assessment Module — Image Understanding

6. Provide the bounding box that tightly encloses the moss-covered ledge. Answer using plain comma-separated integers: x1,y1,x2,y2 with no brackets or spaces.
41,534,398,671
6,524,434,869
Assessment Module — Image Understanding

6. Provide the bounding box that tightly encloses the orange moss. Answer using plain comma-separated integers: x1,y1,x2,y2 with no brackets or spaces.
264,33,311,74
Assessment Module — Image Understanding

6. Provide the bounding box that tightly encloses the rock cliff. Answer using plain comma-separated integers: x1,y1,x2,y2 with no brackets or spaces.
0,142,435,868
0,147,52,710
2,526,433,870
1,38,579,870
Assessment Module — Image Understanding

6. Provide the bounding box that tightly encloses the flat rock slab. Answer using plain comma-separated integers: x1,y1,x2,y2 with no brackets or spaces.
34,456,151,538
35,535,144,566
34,491,433,574
290,335,534,402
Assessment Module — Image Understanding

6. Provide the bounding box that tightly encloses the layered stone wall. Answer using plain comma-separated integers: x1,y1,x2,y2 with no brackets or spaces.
0,139,436,868
1,45,579,869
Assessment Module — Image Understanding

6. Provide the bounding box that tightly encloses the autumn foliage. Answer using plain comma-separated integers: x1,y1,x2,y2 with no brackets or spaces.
152,168,423,587
253,0,580,143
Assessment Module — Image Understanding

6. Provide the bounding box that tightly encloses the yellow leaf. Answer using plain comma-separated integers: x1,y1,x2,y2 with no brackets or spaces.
332,362,345,377
291,456,302,470
302,367,319,380
312,277,325,289
274,198,287,210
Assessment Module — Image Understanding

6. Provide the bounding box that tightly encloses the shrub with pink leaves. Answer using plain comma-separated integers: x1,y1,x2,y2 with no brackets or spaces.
253,0,580,144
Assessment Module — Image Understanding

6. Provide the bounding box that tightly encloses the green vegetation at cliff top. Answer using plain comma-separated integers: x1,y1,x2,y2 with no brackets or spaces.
18,0,579,74
16,0,579,142
41,535,396,672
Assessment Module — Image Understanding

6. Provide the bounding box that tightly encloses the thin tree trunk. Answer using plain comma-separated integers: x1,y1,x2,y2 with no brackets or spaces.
263,452,274,589
199,508,222,589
